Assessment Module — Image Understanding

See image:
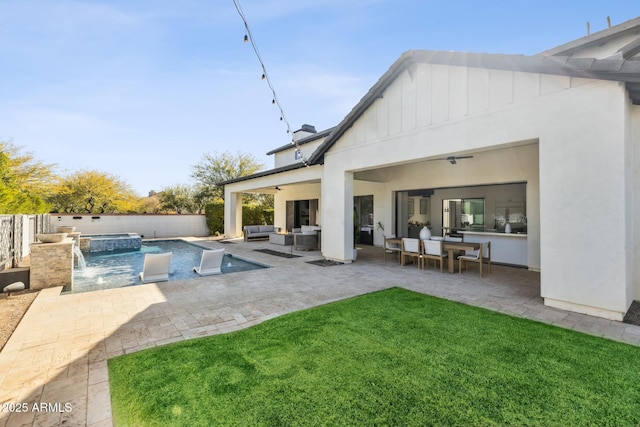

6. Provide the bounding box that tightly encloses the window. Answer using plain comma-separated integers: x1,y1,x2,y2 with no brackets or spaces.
462,198,484,227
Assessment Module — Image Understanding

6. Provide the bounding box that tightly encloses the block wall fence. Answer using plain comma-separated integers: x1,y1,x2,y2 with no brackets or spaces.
54,214,208,238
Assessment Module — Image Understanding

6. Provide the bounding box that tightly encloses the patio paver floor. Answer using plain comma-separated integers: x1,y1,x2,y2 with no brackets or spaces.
1,238,638,426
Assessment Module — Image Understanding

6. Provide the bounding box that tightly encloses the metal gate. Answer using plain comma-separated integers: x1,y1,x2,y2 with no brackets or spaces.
0,216,12,269
0,214,50,270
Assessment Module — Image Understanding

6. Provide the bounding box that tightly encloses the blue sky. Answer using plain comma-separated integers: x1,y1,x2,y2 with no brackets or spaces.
1,1,637,195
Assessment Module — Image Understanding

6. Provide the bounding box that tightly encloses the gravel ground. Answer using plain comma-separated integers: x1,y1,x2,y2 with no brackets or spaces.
0,290,39,351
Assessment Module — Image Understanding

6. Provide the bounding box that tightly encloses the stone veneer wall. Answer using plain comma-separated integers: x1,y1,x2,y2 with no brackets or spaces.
79,237,90,252
30,239,74,290
89,235,141,252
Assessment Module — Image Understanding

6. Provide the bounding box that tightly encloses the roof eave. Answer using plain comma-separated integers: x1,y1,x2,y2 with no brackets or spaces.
540,16,640,56
216,162,311,186
265,127,336,156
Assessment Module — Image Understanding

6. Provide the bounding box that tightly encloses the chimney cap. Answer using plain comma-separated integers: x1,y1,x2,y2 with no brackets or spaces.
298,124,317,133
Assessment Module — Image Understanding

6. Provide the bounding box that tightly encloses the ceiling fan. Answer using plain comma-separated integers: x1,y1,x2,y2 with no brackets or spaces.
428,155,474,165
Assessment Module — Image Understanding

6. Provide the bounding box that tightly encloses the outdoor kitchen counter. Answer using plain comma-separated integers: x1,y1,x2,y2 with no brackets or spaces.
460,231,527,267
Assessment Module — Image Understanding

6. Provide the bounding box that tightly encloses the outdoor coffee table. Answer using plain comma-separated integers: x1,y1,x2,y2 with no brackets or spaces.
269,233,293,246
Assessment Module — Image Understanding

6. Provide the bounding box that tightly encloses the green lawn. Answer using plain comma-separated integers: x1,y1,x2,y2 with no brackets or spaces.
109,288,640,426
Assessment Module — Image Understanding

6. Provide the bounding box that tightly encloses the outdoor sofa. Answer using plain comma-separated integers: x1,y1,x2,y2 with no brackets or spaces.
243,225,276,241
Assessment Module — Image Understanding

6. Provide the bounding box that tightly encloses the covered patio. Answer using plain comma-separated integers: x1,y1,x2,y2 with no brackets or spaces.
222,35,640,321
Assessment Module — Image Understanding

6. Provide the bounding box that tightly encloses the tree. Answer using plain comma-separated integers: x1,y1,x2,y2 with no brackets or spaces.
139,193,162,214
191,183,211,214
158,184,195,214
190,151,265,202
0,142,54,213
48,170,141,213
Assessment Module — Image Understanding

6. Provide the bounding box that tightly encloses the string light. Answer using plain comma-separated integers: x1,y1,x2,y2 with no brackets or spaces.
232,0,309,166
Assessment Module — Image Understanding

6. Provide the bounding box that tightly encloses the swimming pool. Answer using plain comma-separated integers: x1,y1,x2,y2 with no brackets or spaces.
71,240,267,293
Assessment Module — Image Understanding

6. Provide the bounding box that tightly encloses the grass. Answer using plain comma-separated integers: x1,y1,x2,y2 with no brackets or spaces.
108,288,640,426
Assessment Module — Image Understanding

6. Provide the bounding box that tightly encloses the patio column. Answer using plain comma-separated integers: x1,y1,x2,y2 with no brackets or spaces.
224,191,243,239
321,169,354,263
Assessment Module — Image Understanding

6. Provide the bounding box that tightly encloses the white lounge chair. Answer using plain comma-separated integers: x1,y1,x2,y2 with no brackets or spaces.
139,252,172,283
193,248,225,276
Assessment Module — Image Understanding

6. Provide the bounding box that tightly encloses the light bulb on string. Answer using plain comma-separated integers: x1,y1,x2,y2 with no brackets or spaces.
233,0,310,167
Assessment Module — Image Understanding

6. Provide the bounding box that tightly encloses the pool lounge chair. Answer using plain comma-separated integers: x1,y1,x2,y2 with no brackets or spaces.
139,252,172,283
193,248,225,276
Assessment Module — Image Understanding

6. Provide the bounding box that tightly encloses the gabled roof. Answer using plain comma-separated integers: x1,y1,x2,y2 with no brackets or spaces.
265,127,335,155
541,16,640,57
218,127,334,186
307,49,640,164
220,22,640,187
619,38,640,60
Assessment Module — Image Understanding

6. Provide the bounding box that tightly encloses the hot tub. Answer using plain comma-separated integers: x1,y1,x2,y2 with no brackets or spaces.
79,233,142,253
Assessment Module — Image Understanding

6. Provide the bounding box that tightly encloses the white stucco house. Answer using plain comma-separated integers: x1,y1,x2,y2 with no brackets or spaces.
219,17,640,321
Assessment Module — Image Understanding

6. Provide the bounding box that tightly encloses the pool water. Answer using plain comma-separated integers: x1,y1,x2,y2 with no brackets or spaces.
71,240,266,293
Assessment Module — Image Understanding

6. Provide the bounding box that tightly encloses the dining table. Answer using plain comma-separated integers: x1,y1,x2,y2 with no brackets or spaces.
442,241,482,274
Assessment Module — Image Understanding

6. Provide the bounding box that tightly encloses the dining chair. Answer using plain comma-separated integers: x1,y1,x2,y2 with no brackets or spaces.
458,241,491,277
422,239,448,273
383,235,401,262
401,238,422,268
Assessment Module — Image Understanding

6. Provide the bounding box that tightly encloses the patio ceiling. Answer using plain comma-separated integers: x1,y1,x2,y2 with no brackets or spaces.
353,140,538,184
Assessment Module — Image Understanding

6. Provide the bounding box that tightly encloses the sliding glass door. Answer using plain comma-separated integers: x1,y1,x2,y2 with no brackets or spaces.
285,199,318,231
354,195,373,245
